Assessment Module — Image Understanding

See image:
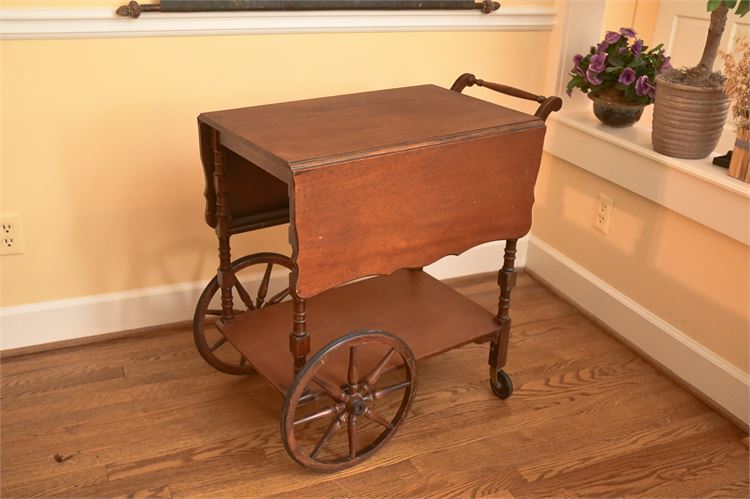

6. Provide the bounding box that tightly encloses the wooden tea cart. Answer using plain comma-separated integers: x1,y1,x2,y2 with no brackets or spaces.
193,74,561,471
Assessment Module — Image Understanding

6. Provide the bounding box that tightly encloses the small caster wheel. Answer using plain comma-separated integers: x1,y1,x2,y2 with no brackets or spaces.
489,368,513,400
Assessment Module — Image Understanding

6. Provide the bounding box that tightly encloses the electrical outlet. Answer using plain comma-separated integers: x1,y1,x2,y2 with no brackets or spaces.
1,214,25,256
593,194,614,235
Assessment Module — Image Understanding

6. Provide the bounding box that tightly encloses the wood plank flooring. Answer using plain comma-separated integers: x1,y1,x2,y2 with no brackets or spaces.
1,272,747,498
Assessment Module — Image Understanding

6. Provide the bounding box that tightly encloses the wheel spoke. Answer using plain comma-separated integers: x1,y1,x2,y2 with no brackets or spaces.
312,376,347,402
370,380,411,401
293,404,342,426
347,414,358,459
310,414,343,459
363,407,393,430
298,390,325,406
363,348,396,387
268,287,291,305
348,346,358,387
234,281,255,310
210,336,228,351
256,263,273,308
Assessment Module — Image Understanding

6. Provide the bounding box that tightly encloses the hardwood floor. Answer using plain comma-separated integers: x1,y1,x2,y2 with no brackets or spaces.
1,272,747,498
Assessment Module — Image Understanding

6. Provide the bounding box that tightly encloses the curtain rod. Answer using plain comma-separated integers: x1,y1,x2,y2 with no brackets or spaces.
116,1,501,18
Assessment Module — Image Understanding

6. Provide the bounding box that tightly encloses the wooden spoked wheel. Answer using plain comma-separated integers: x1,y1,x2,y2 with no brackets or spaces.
281,330,417,471
193,252,293,375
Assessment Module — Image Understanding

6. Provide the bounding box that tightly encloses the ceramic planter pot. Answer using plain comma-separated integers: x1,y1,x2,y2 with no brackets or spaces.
589,94,645,127
651,75,730,159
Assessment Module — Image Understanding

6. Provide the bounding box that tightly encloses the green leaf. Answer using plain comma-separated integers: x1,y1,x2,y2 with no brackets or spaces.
724,0,738,8
737,0,749,16
648,43,664,54
707,0,722,11
567,75,586,91
609,54,624,67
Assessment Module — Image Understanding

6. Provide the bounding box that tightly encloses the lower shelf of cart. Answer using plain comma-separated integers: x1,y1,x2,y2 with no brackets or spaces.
217,268,499,394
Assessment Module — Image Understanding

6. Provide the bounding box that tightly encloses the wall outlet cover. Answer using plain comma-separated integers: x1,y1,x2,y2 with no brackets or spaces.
1,214,25,256
593,194,614,235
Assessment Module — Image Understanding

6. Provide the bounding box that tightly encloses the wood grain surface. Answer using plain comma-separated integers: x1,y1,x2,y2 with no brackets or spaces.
198,122,289,230
218,269,499,394
198,84,545,298
2,273,747,498
199,85,541,171
291,129,543,297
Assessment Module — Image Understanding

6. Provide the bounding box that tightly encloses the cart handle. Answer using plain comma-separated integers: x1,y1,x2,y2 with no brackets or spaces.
450,73,562,122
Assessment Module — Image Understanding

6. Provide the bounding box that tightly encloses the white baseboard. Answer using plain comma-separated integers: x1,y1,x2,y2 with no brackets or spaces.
526,235,750,426
424,238,527,281
0,279,210,352
0,238,525,351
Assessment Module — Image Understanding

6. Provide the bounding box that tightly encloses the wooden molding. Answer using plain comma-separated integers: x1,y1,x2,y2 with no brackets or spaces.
0,6,556,39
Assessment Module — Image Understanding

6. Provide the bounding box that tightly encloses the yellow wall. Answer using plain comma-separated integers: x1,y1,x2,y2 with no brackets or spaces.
602,0,660,44
533,0,747,376
4,0,745,379
533,155,750,374
1,27,552,306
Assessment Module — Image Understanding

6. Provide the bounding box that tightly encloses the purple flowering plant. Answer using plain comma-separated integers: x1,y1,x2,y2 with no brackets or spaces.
566,27,672,105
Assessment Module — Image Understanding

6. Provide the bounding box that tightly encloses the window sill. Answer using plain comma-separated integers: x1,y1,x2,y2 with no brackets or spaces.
545,106,750,246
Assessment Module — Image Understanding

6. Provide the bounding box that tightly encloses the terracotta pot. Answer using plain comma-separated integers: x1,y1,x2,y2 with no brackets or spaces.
588,94,645,127
651,75,730,159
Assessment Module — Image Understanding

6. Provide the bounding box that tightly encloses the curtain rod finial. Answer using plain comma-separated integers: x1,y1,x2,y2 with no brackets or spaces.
482,0,501,13
116,1,141,18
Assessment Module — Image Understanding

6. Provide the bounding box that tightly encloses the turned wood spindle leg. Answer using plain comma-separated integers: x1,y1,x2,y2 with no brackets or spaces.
490,239,517,370
290,296,310,375
211,129,236,323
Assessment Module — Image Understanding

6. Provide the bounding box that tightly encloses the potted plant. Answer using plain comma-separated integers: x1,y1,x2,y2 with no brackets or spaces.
652,0,749,159
566,27,672,127
722,37,750,182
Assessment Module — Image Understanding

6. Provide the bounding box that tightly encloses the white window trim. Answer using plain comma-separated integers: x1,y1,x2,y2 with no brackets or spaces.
545,107,749,246
545,0,749,246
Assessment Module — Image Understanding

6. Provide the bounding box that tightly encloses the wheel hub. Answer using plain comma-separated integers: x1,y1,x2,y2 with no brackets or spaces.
347,394,368,416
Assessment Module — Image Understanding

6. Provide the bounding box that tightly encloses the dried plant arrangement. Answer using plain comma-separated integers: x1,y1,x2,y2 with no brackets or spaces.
721,36,750,182
720,37,750,130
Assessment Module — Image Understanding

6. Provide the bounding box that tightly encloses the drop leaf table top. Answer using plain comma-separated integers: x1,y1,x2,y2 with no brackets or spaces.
198,84,547,299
